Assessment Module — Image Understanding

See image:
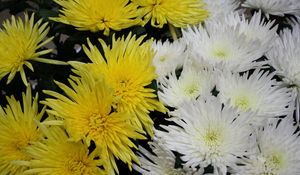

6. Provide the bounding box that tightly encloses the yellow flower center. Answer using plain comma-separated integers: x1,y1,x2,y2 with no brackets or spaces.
152,0,163,7
115,79,129,96
88,113,108,136
15,140,30,151
113,78,140,109
65,158,91,174
10,129,40,160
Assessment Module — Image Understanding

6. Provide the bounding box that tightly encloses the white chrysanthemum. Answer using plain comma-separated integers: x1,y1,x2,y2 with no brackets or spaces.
156,96,253,174
225,11,278,53
242,0,300,18
217,70,294,124
133,137,190,175
267,22,300,91
183,21,263,72
158,65,215,108
203,0,240,20
152,39,186,78
233,117,300,175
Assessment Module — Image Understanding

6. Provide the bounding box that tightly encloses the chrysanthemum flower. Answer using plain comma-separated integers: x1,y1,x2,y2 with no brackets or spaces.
242,0,300,18
182,20,263,72
0,87,45,174
203,0,240,20
24,126,105,175
52,0,141,35
156,96,253,174
233,117,300,175
158,65,215,108
133,137,189,175
217,70,294,124
43,71,146,174
152,39,186,78
131,0,208,28
0,13,63,85
267,22,300,93
71,33,166,137
225,11,278,54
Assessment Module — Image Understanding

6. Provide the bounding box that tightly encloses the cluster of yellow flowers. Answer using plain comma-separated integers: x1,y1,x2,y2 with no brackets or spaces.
52,0,208,35
0,0,208,174
43,33,167,174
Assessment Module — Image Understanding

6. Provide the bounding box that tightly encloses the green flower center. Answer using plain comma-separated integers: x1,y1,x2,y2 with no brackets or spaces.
266,152,285,171
212,47,230,60
234,95,251,111
183,83,199,96
203,129,222,148
159,55,167,62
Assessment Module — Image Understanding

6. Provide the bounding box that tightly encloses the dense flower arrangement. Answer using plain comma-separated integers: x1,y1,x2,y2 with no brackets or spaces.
0,0,300,174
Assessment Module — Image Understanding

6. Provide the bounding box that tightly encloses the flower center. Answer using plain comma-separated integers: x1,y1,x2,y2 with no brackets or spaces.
265,152,285,172
115,79,133,96
159,55,167,62
215,50,227,58
152,0,163,7
10,129,40,161
203,129,222,148
15,140,30,151
183,83,199,97
112,77,140,109
212,47,230,60
234,95,251,111
88,113,108,137
209,41,232,60
65,158,91,174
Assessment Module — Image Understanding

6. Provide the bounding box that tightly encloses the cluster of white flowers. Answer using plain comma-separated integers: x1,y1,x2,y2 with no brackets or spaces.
134,1,300,175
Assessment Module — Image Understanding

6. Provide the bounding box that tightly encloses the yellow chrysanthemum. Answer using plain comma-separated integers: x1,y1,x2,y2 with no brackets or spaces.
24,126,105,175
43,71,145,174
52,0,142,35
131,0,209,28
0,87,45,175
71,33,166,137
0,13,65,85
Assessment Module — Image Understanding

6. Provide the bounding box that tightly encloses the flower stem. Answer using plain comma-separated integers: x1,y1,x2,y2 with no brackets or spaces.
168,23,178,40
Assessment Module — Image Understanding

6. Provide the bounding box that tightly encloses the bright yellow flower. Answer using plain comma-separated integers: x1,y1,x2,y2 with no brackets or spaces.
0,13,65,85
131,0,209,28
0,87,45,175
43,71,145,174
52,0,142,35
24,126,105,175
71,33,166,137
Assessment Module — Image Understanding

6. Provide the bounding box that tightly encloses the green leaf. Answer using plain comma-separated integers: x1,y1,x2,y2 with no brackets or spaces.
37,8,58,19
